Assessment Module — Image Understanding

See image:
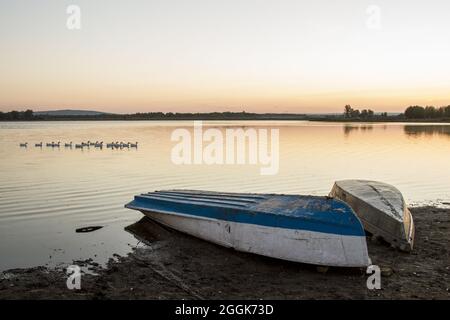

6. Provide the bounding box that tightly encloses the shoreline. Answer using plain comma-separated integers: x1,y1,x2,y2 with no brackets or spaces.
1,118,450,123
0,206,448,299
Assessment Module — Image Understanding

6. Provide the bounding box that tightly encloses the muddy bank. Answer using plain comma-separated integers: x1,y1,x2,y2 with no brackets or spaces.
1,207,449,299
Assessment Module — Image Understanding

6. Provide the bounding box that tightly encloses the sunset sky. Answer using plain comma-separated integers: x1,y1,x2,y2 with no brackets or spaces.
1,0,450,114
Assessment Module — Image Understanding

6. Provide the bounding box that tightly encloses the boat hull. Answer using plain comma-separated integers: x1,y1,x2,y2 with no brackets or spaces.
126,190,371,267
330,180,414,252
132,209,369,267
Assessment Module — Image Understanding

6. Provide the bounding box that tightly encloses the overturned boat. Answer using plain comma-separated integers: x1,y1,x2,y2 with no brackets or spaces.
329,180,414,252
125,190,370,267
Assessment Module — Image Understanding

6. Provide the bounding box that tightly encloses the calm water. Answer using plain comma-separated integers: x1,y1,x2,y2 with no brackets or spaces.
1,121,449,271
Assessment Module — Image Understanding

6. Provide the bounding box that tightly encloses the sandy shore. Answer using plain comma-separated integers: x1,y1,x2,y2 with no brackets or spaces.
1,207,449,299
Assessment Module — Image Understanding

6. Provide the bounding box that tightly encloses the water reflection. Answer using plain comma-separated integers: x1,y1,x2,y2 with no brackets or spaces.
125,216,170,245
404,125,450,138
343,124,378,136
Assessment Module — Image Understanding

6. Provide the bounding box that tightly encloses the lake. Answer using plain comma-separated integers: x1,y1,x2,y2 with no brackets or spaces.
0,120,449,271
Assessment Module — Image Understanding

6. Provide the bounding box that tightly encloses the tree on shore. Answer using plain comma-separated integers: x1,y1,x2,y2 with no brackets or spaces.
343,105,375,119
344,105,353,118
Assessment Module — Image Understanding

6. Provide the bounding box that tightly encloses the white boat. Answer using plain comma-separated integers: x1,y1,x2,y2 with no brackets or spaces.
329,180,414,252
125,190,370,267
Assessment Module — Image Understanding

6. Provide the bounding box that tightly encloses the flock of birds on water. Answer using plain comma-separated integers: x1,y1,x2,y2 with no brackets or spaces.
18,141,138,149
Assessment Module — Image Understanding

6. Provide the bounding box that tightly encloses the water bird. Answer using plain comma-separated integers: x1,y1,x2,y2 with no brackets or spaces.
35,142,43,147
94,141,103,148
65,142,73,147
46,142,53,147
75,144,83,149
19,142,28,147
130,142,138,148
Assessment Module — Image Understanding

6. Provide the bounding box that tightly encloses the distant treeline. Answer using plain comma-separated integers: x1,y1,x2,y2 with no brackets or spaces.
1,106,450,121
0,109,34,121
404,105,450,119
339,104,450,121
343,105,388,119
0,110,309,121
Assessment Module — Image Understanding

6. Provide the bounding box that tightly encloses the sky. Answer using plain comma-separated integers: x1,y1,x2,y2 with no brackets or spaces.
0,0,450,114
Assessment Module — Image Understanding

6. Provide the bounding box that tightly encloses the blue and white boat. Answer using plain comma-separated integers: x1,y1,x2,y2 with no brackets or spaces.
125,190,370,267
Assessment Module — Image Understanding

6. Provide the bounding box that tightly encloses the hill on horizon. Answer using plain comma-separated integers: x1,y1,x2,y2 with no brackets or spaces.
34,109,111,116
